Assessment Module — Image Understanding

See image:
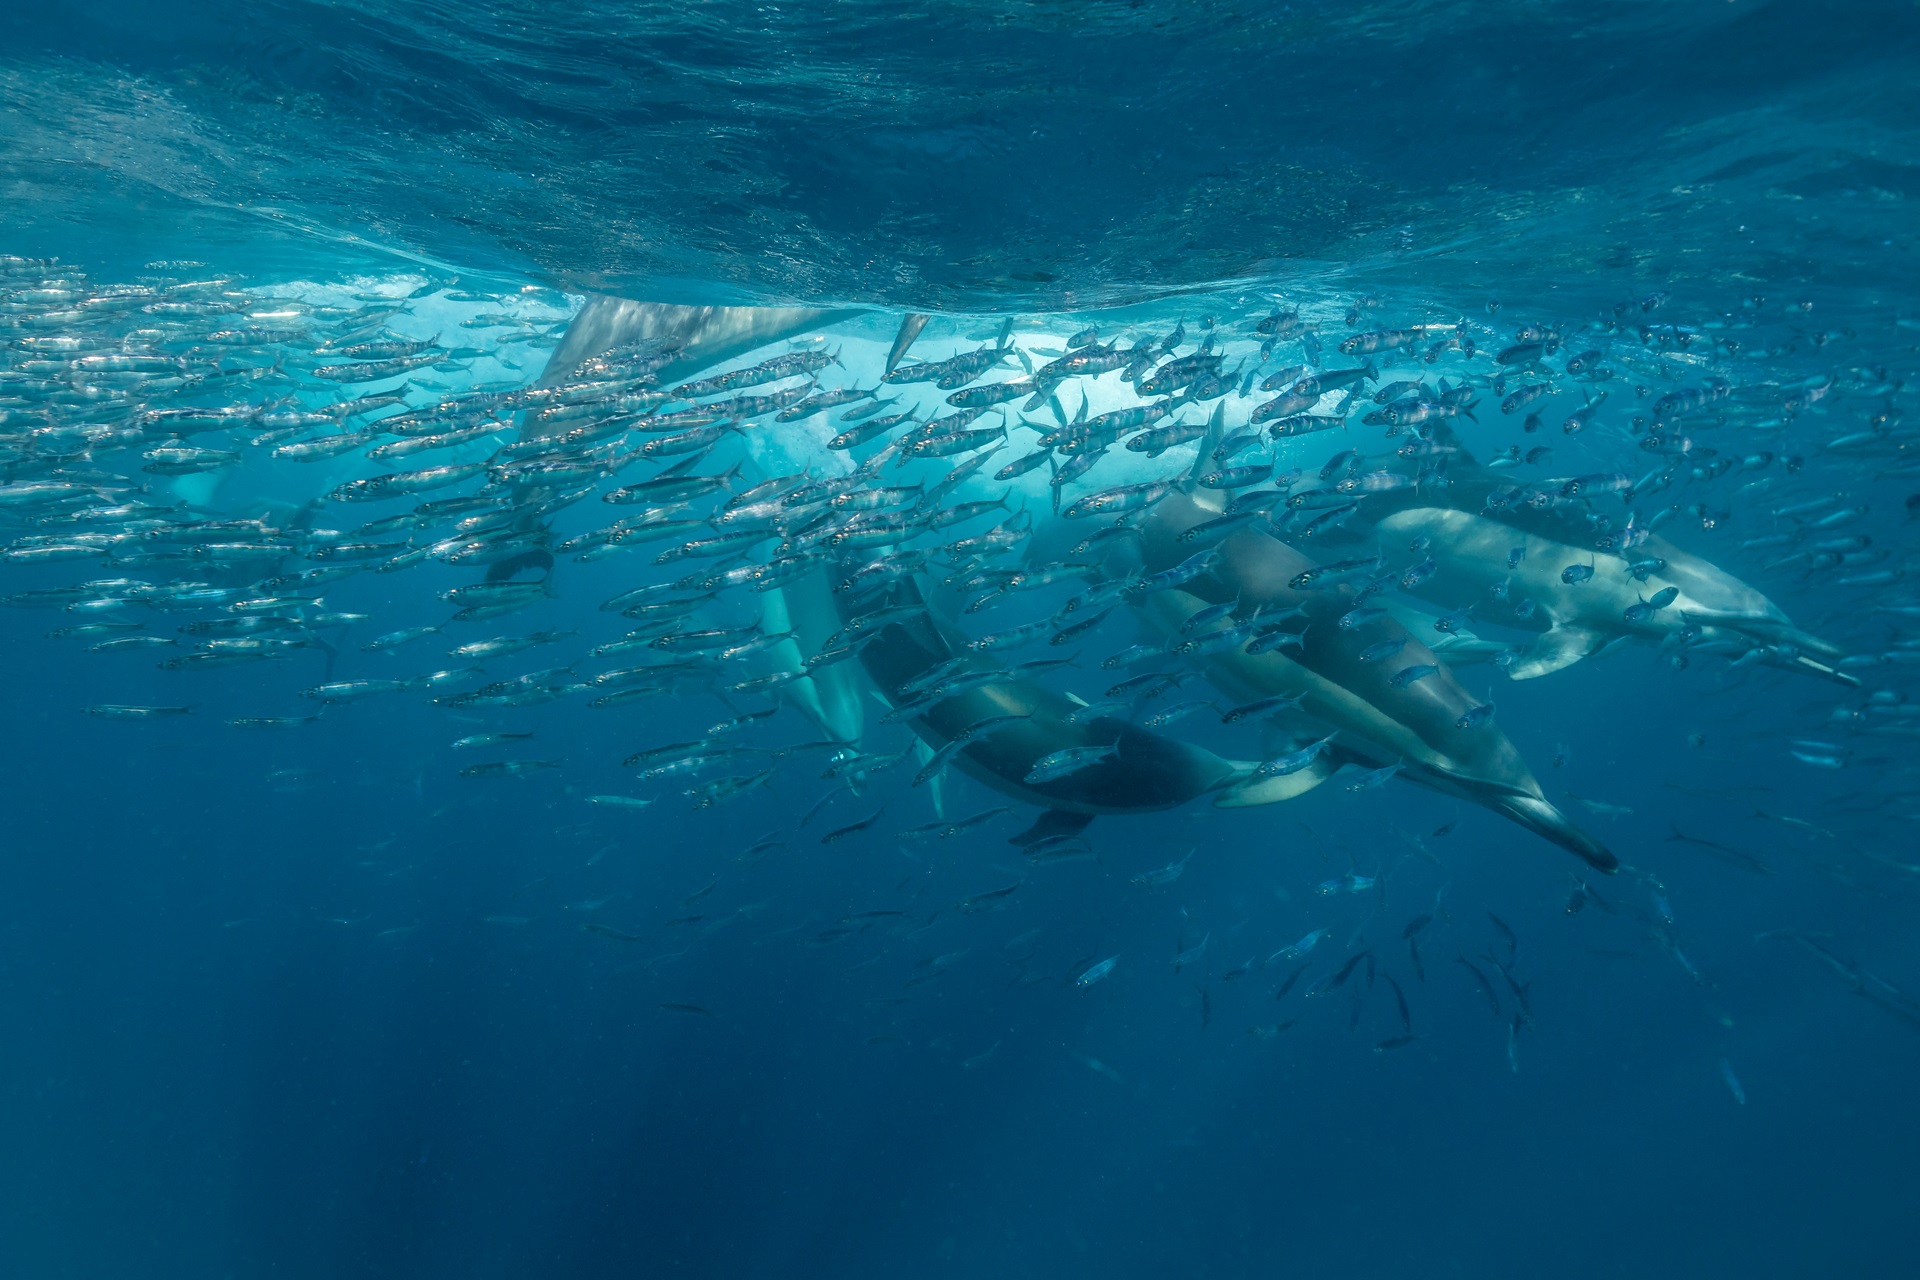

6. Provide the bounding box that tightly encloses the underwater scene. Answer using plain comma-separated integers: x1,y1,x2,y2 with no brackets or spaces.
3,2,1919,1277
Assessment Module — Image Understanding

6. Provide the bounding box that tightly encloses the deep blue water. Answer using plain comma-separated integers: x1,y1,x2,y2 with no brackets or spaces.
3,4,1920,1278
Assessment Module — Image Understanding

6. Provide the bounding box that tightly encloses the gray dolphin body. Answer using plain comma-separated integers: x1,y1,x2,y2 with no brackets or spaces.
1334,462,1854,685
842,576,1319,837
528,295,868,741
1126,485,1617,870
527,297,1312,815
540,294,861,394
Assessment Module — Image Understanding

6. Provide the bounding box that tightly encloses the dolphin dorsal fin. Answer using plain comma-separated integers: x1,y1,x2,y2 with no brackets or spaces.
1189,401,1227,484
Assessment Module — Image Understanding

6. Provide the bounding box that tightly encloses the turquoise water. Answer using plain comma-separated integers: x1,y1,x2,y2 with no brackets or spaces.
2,4,1918,1278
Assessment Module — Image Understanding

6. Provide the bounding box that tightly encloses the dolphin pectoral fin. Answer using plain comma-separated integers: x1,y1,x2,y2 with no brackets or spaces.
1594,634,1634,661
1213,755,1337,807
1010,809,1095,847
1493,793,1617,872
1507,623,1609,680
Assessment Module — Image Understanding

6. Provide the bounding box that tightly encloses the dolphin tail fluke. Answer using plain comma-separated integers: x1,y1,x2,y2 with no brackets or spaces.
1507,622,1608,679
1496,793,1618,872
1010,809,1095,847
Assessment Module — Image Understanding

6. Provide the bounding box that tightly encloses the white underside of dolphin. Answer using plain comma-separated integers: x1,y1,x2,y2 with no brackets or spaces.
1374,506,1851,684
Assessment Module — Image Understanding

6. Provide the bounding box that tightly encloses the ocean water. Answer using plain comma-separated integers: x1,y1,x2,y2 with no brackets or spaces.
3,4,1919,1278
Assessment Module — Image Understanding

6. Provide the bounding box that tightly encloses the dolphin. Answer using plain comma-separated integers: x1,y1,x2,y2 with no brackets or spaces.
530,296,1326,786
1123,484,1617,871
538,295,862,396
841,574,1332,842
539,288,1339,826
1325,434,1854,685
1370,501,1854,683
528,294,874,743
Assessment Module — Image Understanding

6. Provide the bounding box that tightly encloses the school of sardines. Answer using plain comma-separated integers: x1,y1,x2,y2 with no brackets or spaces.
4,251,1919,1041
